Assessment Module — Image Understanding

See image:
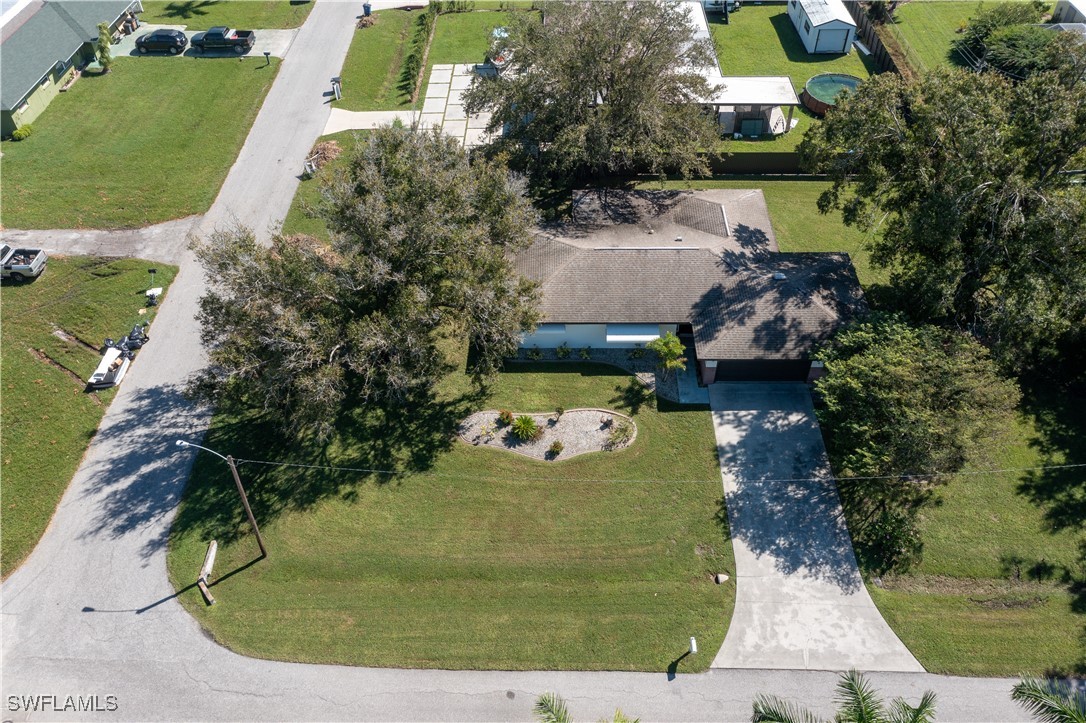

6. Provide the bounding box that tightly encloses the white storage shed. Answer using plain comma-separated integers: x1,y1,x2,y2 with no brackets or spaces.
787,0,856,54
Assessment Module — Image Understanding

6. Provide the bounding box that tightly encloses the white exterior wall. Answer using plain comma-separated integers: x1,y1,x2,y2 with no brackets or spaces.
787,0,855,54
1053,0,1086,23
520,324,678,350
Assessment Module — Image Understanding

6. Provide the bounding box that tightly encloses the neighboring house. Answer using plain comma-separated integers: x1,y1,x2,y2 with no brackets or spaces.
1,0,139,137
1052,0,1086,24
515,190,866,384
786,0,856,54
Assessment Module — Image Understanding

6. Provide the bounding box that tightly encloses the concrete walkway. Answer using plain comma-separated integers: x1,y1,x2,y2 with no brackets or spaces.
3,217,199,265
323,64,493,147
709,383,924,672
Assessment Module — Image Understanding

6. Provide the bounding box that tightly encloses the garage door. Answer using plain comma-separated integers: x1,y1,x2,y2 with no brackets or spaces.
815,28,849,53
711,360,812,382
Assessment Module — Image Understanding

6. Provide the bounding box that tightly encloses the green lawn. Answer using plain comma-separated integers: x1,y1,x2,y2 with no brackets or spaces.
281,131,358,239
870,387,1086,676
1,56,279,229
708,6,877,153
139,0,314,29
889,1,1053,73
419,7,534,99
167,355,733,671
334,10,422,112
1,257,177,578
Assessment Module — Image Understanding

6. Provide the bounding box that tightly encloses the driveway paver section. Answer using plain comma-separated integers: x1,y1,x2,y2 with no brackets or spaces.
709,383,924,672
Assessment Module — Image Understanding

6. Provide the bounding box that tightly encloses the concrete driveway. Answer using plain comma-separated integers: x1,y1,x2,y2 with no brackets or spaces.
114,25,297,58
709,383,924,672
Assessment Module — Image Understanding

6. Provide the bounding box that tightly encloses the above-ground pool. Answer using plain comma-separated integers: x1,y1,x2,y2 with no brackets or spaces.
801,73,863,116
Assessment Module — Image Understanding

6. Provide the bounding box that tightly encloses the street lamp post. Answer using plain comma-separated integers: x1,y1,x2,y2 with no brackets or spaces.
175,440,267,558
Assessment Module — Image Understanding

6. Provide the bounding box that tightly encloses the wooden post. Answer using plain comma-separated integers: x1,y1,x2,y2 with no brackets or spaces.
227,455,267,558
197,540,218,605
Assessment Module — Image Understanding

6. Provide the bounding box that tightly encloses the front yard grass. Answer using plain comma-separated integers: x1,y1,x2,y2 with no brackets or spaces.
708,6,877,154
869,387,1086,675
167,355,734,671
139,0,314,29
0,56,279,229
334,9,422,112
1,257,178,578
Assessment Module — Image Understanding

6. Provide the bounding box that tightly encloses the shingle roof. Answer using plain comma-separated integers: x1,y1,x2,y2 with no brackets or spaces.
515,196,866,360
1,0,132,111
798,0,856,28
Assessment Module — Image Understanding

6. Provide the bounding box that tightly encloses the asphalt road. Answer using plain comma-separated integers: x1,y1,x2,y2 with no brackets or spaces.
0,1,1038,720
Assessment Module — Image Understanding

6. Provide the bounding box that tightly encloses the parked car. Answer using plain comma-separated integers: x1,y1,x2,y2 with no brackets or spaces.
190,27,256,54
135,28,188,55
1,243,47,280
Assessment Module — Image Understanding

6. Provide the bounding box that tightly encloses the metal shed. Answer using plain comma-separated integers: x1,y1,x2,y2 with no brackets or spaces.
786,0,856,54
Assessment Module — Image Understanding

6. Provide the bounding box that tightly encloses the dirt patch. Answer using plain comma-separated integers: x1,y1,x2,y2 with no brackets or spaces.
968,595,1049,610
878,573,1063,609
459,408,636,461
52,326,100,353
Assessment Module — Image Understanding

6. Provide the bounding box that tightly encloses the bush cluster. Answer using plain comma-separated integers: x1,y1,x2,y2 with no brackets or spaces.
403,5,439,99
555,343,571,359
497,409,514,426
526,345,543,360
12,125,33,141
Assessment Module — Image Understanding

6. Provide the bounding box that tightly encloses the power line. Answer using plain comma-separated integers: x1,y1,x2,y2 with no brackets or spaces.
232,456,1086,486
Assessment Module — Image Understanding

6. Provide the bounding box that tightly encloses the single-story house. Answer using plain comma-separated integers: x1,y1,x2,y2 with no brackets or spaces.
515,190,866,384
1052,0,1086,24
1,0,140,137
787,0,856,54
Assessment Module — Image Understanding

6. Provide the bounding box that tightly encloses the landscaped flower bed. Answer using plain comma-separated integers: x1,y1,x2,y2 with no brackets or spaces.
459,408,637,461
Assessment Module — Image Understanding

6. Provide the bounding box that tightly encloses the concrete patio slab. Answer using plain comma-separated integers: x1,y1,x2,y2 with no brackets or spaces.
430,67,453,84
442,119,467,140
451,73,473,91
445,103,467,121
421,96,445,114
425,82,450,99
709,383,924,672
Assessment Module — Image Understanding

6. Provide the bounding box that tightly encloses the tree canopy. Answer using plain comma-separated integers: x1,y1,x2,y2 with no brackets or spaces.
462,0,722,187
812,314,1019,571
799,64,1086,370
191,126,540,440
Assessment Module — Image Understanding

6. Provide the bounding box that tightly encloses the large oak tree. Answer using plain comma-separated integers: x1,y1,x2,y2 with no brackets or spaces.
462,0,722,186
799,59,1086,371
191,127,540,440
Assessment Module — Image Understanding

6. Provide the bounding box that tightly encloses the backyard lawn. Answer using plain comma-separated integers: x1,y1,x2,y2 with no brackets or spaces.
889,1,1052,73
168,355,733,671
1,257,177,578
708,6,878,153
0,56,279,229
139,0,314,29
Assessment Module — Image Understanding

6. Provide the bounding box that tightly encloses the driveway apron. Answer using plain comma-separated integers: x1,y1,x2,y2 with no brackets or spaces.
709,383,923,672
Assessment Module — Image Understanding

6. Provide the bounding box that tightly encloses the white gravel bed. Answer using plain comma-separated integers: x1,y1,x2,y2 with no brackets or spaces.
458,408,637,461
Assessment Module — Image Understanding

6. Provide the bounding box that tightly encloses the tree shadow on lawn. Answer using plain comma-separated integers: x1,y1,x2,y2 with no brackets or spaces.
1015,381,1086,673
170,383,484,550
154,1,216,21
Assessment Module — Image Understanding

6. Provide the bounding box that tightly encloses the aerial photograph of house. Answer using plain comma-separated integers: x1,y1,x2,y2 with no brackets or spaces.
1,0,1083,720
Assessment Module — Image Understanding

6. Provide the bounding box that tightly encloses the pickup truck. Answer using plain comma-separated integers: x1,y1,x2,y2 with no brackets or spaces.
1,243,47,280
190,27,255,54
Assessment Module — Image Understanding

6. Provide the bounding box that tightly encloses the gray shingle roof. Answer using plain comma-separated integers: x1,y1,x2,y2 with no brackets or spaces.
515,222,865,360
1,0,133,111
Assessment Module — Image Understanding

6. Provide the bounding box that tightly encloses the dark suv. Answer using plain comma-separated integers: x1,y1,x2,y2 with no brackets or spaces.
135,29,188,55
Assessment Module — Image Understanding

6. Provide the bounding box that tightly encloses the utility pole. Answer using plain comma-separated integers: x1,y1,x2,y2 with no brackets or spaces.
227,455,267,558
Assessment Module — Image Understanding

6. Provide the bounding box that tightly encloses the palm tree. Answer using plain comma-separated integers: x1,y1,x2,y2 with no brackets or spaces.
751,670,937,723
1011,678,1086,723
533,692,639,723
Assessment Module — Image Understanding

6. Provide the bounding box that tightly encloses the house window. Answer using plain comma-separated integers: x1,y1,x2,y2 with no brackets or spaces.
803,19,811,34
705,360,718,368
40,76,51,89
535,324,566,334
15,102,29,115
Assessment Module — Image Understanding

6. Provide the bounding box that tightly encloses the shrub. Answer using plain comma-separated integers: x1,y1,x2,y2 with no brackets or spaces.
547,440,564,457
985,24,1057,78
646,331,687,378
578,346,591,360
511,414,541,441
497,409,514,426
527,345,544,360
11,125,33,141
854,506,923,574
554,406,564,420
627,344,646,360
555,342,572,359
955,3,1043,62
606,419,634,449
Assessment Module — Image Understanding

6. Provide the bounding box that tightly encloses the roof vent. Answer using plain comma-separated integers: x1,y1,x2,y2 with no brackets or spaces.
773,271,787,281
674,236,684,243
